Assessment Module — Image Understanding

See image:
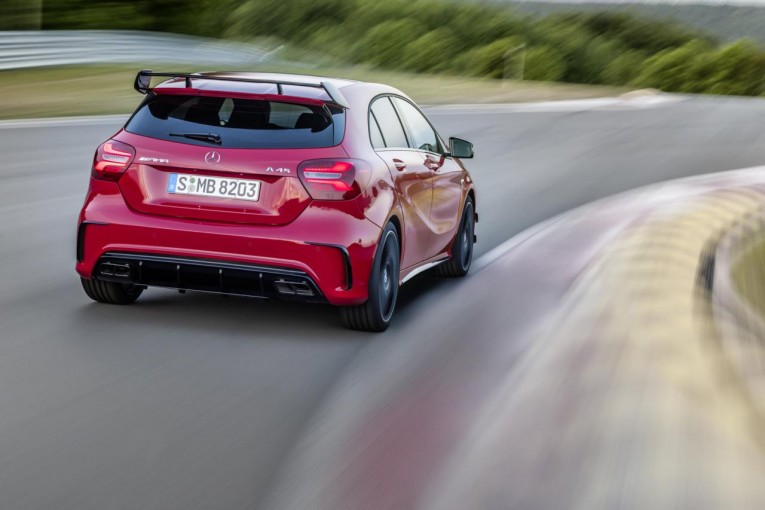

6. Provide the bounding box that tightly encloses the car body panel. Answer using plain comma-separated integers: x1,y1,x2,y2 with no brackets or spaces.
76,180,380,305
113,130,348,226
374,149,435,269
427,155,466,257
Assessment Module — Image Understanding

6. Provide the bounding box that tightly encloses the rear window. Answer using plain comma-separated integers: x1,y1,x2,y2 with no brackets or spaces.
125,94,345,149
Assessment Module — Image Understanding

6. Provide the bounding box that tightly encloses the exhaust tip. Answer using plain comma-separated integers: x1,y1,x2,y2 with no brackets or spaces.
274,279,314,297
99,262,132,278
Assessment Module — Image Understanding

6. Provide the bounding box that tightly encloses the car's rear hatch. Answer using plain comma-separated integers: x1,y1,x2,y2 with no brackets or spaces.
114,89,347,226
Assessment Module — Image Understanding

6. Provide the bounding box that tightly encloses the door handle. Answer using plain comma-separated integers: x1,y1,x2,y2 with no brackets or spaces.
424,159,440,171
393,159,406,171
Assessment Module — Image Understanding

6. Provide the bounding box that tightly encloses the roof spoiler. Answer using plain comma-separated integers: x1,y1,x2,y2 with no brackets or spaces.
133,69,350,109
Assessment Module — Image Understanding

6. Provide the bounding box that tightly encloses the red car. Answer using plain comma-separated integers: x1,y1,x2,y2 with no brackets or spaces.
76,71,477,331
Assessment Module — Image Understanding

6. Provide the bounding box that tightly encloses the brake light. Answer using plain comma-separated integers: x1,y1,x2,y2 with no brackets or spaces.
298,159,362,200
92,140,135,181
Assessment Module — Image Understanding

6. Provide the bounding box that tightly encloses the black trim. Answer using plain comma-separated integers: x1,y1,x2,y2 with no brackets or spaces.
369,110,386,149
306,242,353,290
77,221,107,262
94,252,325,302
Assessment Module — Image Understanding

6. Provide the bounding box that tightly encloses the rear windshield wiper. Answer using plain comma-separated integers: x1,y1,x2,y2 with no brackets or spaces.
169,132,222,145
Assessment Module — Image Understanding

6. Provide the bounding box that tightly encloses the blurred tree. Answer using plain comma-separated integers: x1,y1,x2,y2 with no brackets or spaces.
446,4,525,48
700,40,765,95
40,0,150,30
354,19,421,68
0,0,42,29
602,50,647,86
524,46,565,81
457,36,526,79
535,18,590,83
633,40,713,92
227,0,355,41
336,0,409,41
400,29,460,73
615,16,710,53
137,0,240,36
574,12,704,53
579,37,626,84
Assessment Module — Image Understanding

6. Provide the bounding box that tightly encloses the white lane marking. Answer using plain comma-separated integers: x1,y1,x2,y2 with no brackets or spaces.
0,114,129,129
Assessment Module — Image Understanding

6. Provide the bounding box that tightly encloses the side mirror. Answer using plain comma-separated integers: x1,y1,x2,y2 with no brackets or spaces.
448,137,474,159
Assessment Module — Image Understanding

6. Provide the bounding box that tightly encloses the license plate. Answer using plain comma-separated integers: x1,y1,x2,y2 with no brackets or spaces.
167,174,261,202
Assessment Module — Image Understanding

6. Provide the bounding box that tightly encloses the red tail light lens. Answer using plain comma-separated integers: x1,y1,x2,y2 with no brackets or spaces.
92,140,135,181
298,159,362,200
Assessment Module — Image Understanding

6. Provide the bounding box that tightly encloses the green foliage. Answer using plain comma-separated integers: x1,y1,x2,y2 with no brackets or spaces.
459,37,526,79
633,40,713,92
401,29,460,73
354,19,422,68
39,0,150,30
28,0,765,98
504,1,765,46
702,40,765,96
524,46,565,82
0,0,42,30
602,50,646,85
578,37,626,83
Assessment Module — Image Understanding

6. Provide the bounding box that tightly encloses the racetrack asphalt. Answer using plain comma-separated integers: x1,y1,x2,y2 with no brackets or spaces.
2,94,765,508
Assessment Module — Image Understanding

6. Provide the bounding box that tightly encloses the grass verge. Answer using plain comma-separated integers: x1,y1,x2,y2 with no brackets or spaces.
0,63,631,120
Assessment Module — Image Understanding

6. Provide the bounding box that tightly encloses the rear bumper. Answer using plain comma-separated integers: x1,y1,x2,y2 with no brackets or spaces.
96,252,326,302
76,183,381,306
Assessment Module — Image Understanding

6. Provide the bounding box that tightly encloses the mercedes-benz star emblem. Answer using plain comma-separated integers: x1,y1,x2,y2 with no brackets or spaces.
205,151,221,165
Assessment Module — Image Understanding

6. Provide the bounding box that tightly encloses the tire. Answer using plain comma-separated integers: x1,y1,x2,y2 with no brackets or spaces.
81,277,143,305
438,197,475,277
341,223,400,332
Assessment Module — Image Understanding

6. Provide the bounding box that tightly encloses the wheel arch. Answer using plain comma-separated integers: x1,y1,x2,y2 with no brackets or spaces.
467,187,477,221
386,213,403,262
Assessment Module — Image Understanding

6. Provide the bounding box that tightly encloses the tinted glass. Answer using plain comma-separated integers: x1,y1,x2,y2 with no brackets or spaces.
370,98,408,149
125,94,345,149
393,98,441,153
369,112,386,149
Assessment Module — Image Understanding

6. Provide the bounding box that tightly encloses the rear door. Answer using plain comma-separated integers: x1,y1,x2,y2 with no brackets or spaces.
369,96,433,269
116,94,347,226
391,97,463,260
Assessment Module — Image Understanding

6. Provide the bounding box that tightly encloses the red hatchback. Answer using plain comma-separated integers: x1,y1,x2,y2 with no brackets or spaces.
76,71,477,331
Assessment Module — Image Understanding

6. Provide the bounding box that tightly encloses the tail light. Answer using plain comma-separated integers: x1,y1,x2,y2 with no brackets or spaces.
297,159,369,200
92,140,135,181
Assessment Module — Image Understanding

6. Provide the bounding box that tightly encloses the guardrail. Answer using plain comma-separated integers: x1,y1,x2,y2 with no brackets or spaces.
0,30,276,71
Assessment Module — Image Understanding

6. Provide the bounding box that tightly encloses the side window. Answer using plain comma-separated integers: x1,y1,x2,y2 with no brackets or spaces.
392,98,440,153
370,97,408,149
369,112,386,149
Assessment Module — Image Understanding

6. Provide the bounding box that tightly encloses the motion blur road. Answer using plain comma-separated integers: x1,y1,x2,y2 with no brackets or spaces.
2,95,765,508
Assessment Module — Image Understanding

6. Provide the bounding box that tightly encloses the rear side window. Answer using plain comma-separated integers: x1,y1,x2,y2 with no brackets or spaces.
125,94,345,149
370,97,408,149
392,98,441,153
